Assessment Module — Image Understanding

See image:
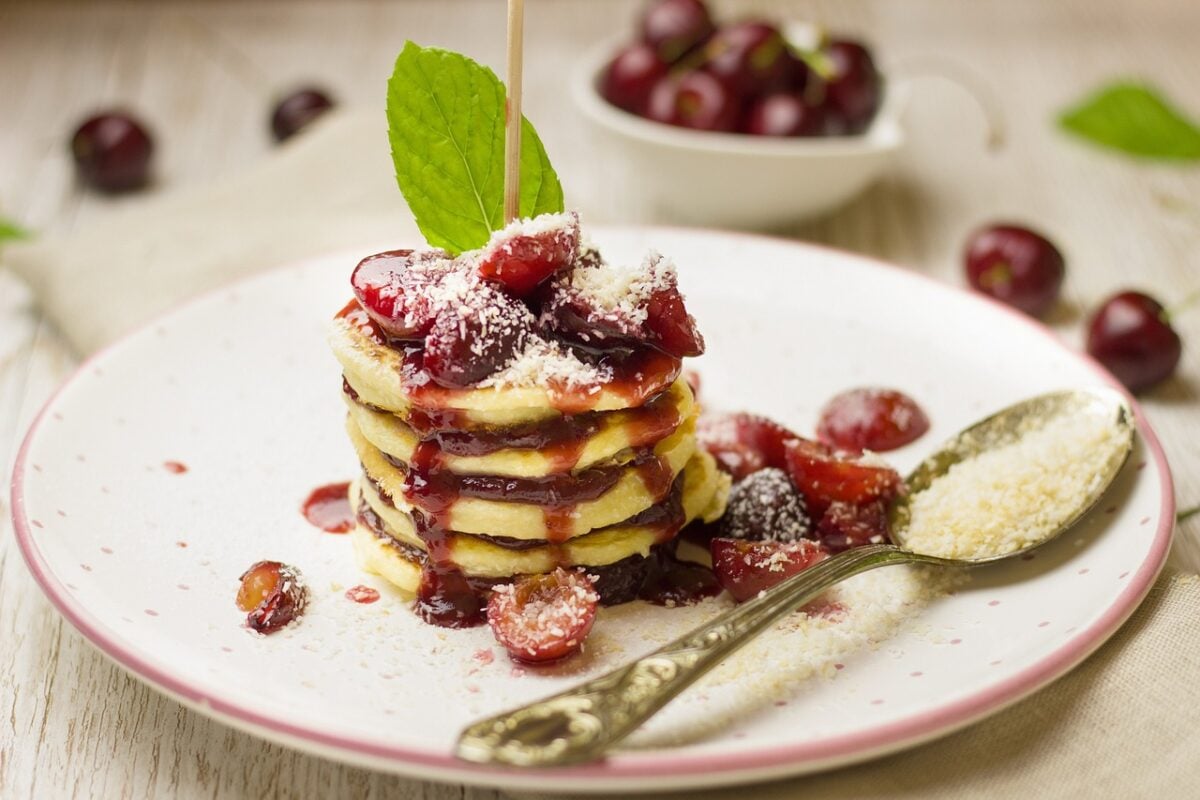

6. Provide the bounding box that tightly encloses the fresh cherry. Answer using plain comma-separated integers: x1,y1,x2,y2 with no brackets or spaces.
964,224,1065,317
816,500,891,552
70,111,153,193
741,91,825,136
477,213,580,298
647,71,739,132
783,439,903,516
271,87,335,142
1086,291,1182,393
710,538,828,602
351,249,452,341
487,569,600,663
422,289,533,388
703,21,790,96
718,467,812,542
817,388,930,453
641,0,715,64
696,412,800,481
601,43,671,114
824,40,882,133
236,560,308,634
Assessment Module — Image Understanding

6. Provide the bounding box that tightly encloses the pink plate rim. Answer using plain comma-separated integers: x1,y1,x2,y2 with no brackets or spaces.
10,226,1176,788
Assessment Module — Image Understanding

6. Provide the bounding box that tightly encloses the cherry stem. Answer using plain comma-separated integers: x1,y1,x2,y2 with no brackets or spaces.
891,55,1006,152
503,0,525,225
1178,505,1200,524
1164,288,1200,322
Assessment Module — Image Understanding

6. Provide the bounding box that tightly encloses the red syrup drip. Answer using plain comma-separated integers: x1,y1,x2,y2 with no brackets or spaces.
301,482,355,533
163,461,188,474
336,298,386,345
345,585,380,604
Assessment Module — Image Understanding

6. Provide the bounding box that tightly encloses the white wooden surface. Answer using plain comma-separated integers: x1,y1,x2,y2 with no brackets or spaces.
2,1,1199,797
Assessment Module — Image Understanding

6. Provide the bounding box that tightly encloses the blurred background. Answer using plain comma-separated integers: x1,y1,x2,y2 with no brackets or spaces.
2,1,1200,796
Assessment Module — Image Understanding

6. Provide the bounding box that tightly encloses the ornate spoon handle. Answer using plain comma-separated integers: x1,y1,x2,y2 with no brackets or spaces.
456,544,953,768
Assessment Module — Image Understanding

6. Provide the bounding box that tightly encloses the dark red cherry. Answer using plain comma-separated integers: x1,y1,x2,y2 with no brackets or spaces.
824,40,882,133
271,87,335,142
704,22,790,96
1086,291,1182,393
477,213,580,298
641,0,715,64
601,43,671,114
964,224,1066,317
741,92,825,136
696,412,800,481
815,500,892,552
783,439,903,516
236,561,308,634
710,538,828,602
647,71,739,132
422,290,533,388
350,249,452,341
817,388,930,453
70,112,153,193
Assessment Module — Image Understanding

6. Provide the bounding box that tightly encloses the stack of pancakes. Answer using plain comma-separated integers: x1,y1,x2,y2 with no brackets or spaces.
330,310,728,601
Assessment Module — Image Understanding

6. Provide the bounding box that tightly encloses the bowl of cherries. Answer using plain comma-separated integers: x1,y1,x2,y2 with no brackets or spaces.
572,0,903,229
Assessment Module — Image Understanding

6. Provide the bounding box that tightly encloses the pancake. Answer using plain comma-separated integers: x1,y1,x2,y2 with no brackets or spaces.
348,411,699,540
345,378,695,478
331,315,681,426
350,449,730,584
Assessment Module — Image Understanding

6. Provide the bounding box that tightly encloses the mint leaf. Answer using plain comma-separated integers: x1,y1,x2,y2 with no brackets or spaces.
0,216,29,243
1059,82,1200,161
386,42,564,254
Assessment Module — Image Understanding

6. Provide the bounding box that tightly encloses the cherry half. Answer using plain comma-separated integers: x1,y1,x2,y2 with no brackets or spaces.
70,111,154,193
964,224,1065,317
1086,291,1182,393
487,569,600,663
271,87,335,142
816,388,930,453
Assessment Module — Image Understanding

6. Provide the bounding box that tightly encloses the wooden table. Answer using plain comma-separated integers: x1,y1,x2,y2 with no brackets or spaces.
3,1,1198,796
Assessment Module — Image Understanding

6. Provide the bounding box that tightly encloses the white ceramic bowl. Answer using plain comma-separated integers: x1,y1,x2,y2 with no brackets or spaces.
571,40,905,230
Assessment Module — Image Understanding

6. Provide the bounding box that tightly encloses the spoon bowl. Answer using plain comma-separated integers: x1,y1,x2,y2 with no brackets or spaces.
456,388,1136,768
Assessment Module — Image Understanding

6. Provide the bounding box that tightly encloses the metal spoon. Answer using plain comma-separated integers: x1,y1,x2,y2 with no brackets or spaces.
455,388,1135,768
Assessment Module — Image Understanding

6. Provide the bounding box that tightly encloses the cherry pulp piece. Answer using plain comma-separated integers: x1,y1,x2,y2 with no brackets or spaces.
703,21,791,96
70,111,153,193
783,439,903,514
696,412,800,481
271,87,335,142
964,224,1066,317
824,40,882,133
487,569,600,663
718,467,812,542
816,388,930,453
350,249,453,341
641,0,715,64
647,70,740,132
816,500,891,552
236,561,308,634
602,43,672,114
710,538,828,602
742,92,825,136
477,213,581,298
1086,291,1182,393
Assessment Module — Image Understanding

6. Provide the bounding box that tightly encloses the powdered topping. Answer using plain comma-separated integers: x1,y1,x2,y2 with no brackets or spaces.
900,409,1129,560
480,338,611,391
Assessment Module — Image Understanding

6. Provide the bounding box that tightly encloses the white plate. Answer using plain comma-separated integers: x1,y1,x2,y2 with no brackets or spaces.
12,228,1173,794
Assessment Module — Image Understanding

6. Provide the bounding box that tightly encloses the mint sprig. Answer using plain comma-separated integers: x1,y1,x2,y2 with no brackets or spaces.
0,216,29,244
1058,82,1200,161
386,42,564,255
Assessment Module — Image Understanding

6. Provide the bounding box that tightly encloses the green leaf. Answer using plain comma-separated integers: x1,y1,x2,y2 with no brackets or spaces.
386,42,564,255
0,216,29,243
1058,82,1200,161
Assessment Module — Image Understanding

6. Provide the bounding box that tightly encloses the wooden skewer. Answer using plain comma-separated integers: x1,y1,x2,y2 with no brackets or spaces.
503,0,525,225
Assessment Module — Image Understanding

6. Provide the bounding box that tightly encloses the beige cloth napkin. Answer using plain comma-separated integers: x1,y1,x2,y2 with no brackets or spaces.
2,109,420,354
4,107,1196,798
